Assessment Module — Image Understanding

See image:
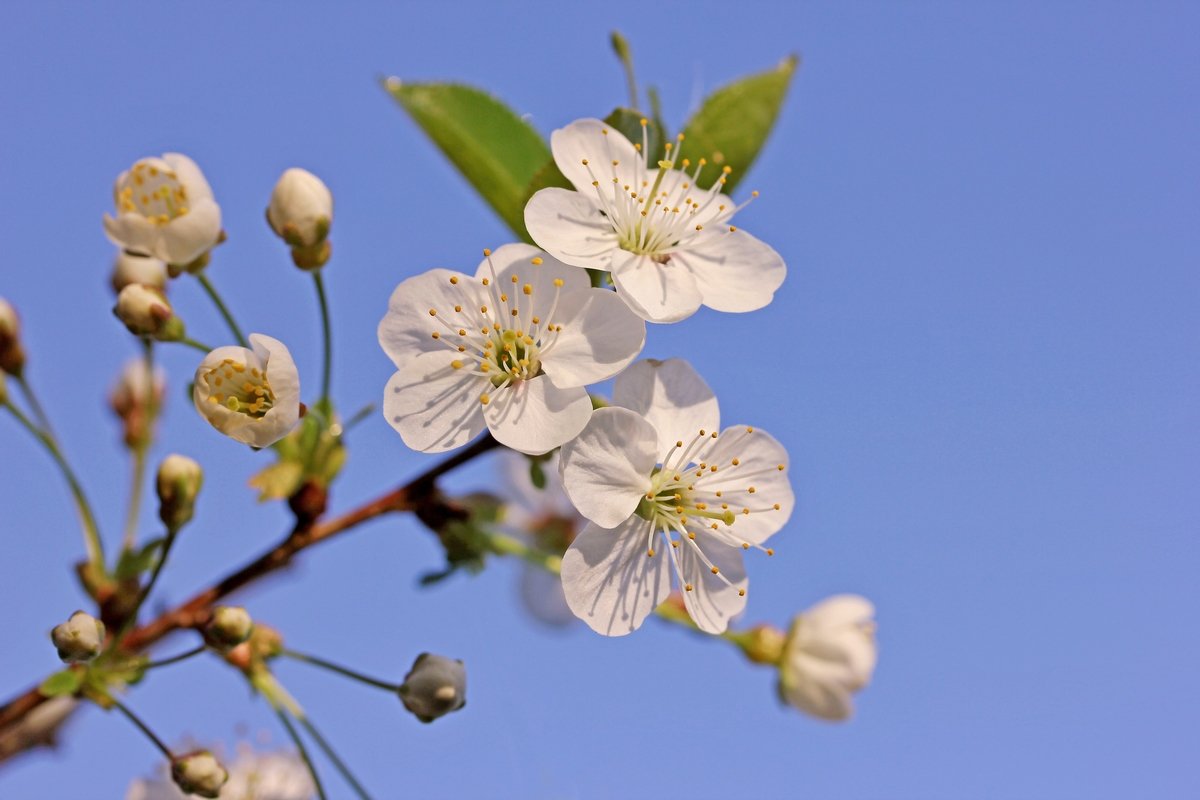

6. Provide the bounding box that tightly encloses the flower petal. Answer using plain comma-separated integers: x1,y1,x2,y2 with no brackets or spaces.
163,152,215,201
559,407,656,528
524,188,618,270
804,595,876,630
673,228,786,314
693,425,793,544
610,248,703,323
249,334,301,447
677,537,747,634
482,375,592,455
613,358,719,455
383,350,486,452
160,197,222,265
540,287,645,388
103,213,159,257
483,242,590,298
560,518,672,636
779,660,856,721
550,118,642,194
377,268,482,368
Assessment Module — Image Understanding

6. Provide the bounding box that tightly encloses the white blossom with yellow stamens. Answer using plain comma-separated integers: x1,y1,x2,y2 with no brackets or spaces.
377,243,645,455
103,153,222,268
558,358,793,635
524,118,786,323
192,334,300,448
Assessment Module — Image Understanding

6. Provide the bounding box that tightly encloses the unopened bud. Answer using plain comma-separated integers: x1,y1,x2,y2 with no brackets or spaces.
267,168,333,250
50,611,105,664
110,358,165,449
111,251,167,294
0,371,7,405
205,606,253,651
114,284,184,341
0,297,26,375
741,624,787,665
156,454,203,530
397,653,466,723
171,751,228,798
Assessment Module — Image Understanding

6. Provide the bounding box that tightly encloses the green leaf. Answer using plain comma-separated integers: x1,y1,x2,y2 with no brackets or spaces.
114,538,164,580
248,461,305,502
40,669,83,697
680,55,799,193
386,80,551,240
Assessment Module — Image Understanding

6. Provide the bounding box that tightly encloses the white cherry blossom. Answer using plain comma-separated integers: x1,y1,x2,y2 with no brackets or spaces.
778,594,878,720
192,334,300,448
558,358,793,635
378,243,645,455
104,154,222,269
524,118,786,323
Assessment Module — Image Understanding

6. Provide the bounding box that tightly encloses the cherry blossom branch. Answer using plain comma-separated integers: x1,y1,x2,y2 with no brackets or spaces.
0,433,500,764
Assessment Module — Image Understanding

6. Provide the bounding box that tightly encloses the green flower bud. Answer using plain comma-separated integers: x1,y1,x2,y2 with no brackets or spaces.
397,653,466,723
205,606,253,651
50,610,105,664
171,750,228,798
156,454,203,531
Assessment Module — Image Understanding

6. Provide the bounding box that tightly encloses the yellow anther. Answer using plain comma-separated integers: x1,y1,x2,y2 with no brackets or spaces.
766,548,775,556
722,166,732,174
773,503,781,510
480,394,490,405
480,305,488,313
742,543,750,550
687,531,696,540
729,226,738,232
428,309,437,317
581,159,589,165
553,278,564,287
451,360,463,370
752,191,760,197
523,283,533,295
511,274,519,284
640,117,647,126
647,549,655,558
738,589,746,597
454,305,462,312
531,257,543,265
748,487,756,494
777,464,785,471
483,248,492,256
731,458,740,466
449,276,459,284
510,309,519,316
710,566,719,575
685,584,694,592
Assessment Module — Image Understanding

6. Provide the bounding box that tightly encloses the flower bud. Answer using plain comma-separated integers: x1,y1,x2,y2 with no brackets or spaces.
267,168,332,249
205,606,253,651
0,297,26,375
171,751,228,798
111,251,167,294
114,284,184,341
778,595,878,721
156,454,203,531
397,653,466,723
50,610,105,664
110,358,165,449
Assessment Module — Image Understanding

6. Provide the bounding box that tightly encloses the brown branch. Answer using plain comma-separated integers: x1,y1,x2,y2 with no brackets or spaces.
0,433,500,763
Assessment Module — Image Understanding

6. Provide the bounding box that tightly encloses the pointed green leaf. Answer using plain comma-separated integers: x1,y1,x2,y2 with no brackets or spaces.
680,55,799,193
114,537,165,580
386,80,551,240
40,669,83,697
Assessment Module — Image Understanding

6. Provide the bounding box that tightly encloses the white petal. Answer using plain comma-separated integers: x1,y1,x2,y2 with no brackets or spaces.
677,537,747,634
523,188,619,270
560,518,672,636
779,660,856,721
247,334,301,447
482,375,592,455
383,350,486,452
550,118,642,194
159,198,222,265
673,228,785,313
559,407,656,528
613,358,719,455
163,152,214,201
693,426,793,544
610,248,703,323
804,594,876,630
540,288,645,388
103,213,159,257
377,268,482,368
482,242,590,298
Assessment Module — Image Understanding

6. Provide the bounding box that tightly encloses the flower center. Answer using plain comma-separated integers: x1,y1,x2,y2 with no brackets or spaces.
632,426,785,595
116,161,190,226
578,121,758,258
425,252,568,405
202,358,275,418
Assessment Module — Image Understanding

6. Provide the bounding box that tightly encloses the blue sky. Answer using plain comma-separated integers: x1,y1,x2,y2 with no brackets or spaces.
1,2,1197,798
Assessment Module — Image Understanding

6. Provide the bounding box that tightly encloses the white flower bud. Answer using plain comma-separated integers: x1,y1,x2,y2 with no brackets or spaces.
397,653,466,723
114,284,184,341
111,251,167,294
156,454,203,531
109,358,165,449
205,606,253,651
0,297,25,375
50,610,105,664
171,751,228,798
778,595,877,721
267,168,332,249
103,153,222,269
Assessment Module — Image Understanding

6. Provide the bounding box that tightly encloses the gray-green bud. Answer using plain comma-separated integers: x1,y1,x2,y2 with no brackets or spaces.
171,751,228,798
205,606,253,651
156,454,203,531
50,610,105,664
397,652,466,723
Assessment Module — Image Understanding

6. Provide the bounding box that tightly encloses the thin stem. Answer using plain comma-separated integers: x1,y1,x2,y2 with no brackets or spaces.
110,697,172,759
296,713,373,800
275,708,327,800
121,343,155,551
144,644,206,671
486,531,562,574
15,374,54,435
313,271,333,410
281,650,398,692
194,273,247,347
125,528,179,630
178,337,213,354
2,401,104,570
339,403,375,434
